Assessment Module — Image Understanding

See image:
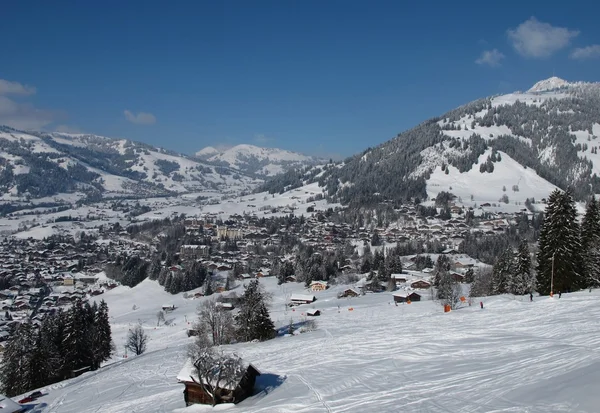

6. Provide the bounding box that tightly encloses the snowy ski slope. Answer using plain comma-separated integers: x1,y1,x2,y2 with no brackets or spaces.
26,278,600,413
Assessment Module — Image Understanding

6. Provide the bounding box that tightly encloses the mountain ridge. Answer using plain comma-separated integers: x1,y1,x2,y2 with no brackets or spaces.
0,126,261,206
195,143,324,177
260,77,600,206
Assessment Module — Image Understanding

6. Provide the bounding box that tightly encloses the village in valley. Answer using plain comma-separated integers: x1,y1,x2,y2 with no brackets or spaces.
0,178,554,411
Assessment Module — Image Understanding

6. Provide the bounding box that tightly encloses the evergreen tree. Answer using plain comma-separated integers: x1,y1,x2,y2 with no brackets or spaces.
61,299,93,378
0,323,36,396
537,189,584,295
492,248,514,294
581,196,600,287
511,240,532,295
92,300,112,369
235,280,275,342
464,268,475,283
433,255,451,287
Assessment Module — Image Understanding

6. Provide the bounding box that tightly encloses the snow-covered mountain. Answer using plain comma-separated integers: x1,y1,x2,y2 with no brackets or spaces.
195,144,323,177
262,77,600,207
0,127,261,203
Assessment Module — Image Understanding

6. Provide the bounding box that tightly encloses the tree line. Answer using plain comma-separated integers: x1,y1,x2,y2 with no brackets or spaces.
0,300,113,397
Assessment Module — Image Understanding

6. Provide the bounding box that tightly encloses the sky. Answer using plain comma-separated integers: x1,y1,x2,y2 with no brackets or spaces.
1,1,600,159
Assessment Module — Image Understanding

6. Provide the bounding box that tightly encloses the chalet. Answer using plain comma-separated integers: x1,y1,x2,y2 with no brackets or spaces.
393,292,421,303
410,280,431,289
442,248,458,255
338,288,360,298
177,358,260,406
285,275,297,283
289,294,316,306
391,274,407,284
306,309,321,317
309,281,328,291
451,272,465,283
162,304,176,312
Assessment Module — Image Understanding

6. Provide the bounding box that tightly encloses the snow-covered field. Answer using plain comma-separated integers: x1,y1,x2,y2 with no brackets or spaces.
28,277,600,413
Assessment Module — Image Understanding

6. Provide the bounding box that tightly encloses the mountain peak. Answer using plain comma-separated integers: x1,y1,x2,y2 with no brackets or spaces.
528,76,570,93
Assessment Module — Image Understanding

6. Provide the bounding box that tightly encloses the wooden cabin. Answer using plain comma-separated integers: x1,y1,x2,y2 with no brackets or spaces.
338,288,360,298
289,294,316,306
177,359,260,406
393,292,421,303
306,309,321,317
410,280,431,289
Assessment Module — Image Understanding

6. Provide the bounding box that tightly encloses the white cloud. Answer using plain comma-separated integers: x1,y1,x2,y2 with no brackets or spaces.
507,17,579,58
475,49,505,67
0,79,36,96
570,45,600,60
124,110,156,125
0,96,57,130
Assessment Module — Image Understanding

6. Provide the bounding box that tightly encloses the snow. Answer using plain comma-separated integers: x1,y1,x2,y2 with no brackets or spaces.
28,277,600,413
528,76,570,93
195,146,221,157
426,149,559,207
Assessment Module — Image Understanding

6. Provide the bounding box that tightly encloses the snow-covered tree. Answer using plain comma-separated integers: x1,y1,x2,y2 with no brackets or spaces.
492,248,514,295
91,300,113,369
235,280,275,342
0,323,36,396
469,267,493,297
433,255,451,287
581,195,600,287
197,299,235,346
191,349,246,406
510,240,533,295
537,189,584,295
437,270,462,309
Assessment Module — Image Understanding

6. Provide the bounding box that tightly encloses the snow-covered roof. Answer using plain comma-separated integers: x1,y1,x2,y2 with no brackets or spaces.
176,358,258,391
290,293,315,302
0,395,22,413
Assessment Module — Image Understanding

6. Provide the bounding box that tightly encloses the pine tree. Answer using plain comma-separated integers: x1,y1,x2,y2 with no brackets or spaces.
235,280,275,342
511,240,532,295
92,300,112,369
537,189,584,295
581,196,600,287
464,268,475,283
492,248,513,294
0,323,36,396
433,255,451,287
61,299,93,377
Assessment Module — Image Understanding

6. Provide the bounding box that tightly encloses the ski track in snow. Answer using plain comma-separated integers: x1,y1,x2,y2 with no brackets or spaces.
29,278,600,413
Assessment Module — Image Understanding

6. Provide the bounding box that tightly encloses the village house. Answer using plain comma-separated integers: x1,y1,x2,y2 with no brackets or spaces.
309,281,328,291
393,292,422,303
177,358,260,406
289,294,316,306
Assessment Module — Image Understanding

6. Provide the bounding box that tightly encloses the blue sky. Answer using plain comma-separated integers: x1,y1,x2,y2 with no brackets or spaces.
1,1,600,158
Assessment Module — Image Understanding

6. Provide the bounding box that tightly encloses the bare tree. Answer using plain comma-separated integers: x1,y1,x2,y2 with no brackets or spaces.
125,324,148,356
190,349,246,406
197,299,235,346
156,310,165,326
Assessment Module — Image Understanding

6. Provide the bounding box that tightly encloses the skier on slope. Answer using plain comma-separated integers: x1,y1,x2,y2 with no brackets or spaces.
529,292,533,302
480,301,483,309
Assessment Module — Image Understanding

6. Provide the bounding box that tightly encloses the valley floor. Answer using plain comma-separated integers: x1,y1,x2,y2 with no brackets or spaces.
31,279,600,413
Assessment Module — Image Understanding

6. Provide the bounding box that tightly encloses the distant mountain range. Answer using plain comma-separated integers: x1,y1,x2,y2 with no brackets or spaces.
195,144,324,177
260,77,600,207
0,127,261,204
